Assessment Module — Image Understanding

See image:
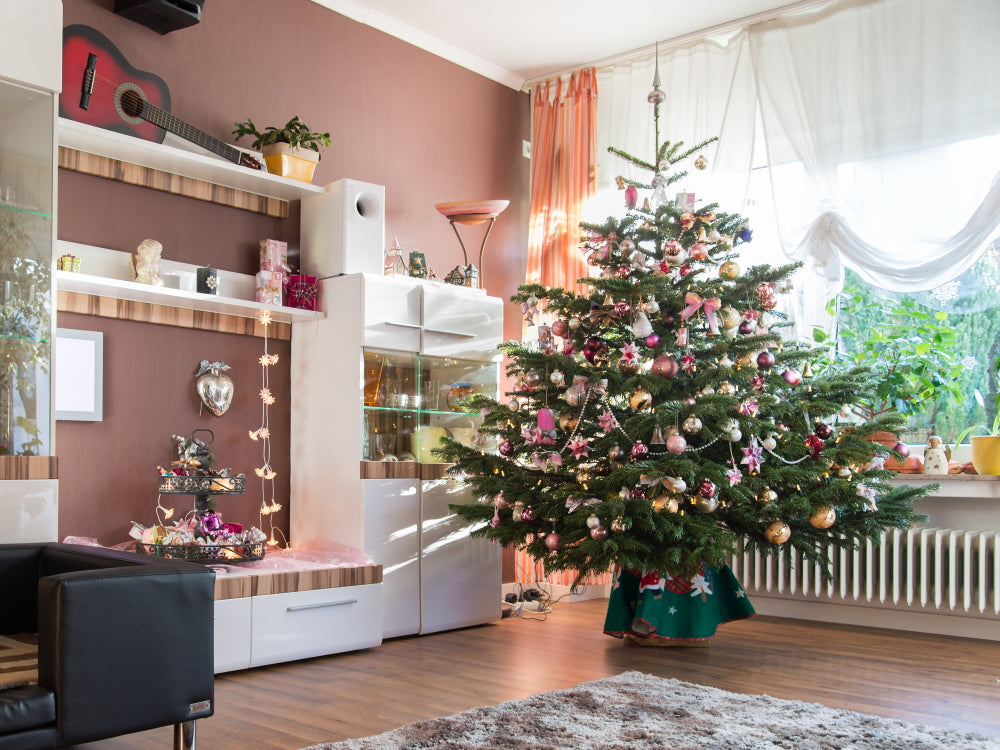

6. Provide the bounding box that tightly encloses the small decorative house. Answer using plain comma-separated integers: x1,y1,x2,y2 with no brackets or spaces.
445,266,466,285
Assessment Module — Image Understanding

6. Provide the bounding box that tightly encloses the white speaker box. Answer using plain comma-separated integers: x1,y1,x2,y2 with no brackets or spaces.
300,178,386,277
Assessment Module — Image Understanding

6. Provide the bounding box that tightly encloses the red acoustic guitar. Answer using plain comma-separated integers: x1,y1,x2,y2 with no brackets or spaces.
60,24,262,170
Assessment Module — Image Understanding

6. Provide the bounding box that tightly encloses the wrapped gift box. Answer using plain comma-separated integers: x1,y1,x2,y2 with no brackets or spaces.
256,270,284,305
260,239,289,272
288,274,319,311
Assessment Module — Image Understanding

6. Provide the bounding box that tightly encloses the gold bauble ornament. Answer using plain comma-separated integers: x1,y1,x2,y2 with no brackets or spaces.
719,260,741,279
718,306,741,330
651,494,679,513
765,520,791,544
757,487,778,504
809,507,837,529
610,515,628,533
628,388,654,411
717,380,737,396
620,359,640,376
559,413,578,431
694,154,708,170
682,414,703,433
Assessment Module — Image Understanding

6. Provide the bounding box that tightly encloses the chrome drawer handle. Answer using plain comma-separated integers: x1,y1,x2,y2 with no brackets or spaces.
423,327,477,339
383,320,422,330
286,599,358,612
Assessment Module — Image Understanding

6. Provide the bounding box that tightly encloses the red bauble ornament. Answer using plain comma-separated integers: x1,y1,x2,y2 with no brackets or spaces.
894,441,910,457
756,351,775,369
551,319,569,338
698,480,717,498
814,422,832,439
644,334,660,348
652,354,679,378
625,185,638,208
544,533,561,551
783,369,802,386
738,320,755,335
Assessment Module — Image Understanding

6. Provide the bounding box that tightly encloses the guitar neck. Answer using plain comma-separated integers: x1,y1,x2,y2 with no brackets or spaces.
138,100,253,167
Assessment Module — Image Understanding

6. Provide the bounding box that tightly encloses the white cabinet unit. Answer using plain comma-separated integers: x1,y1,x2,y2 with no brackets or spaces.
291,273,502,638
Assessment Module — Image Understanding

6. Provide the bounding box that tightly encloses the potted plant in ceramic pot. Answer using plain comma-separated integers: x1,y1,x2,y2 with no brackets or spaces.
232,115,331,183
813,293,965,470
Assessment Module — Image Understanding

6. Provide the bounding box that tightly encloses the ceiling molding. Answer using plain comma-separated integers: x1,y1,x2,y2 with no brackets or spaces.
309,0,526,90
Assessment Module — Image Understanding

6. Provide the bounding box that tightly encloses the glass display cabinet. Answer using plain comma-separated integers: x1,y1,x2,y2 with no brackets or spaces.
0,0,61,542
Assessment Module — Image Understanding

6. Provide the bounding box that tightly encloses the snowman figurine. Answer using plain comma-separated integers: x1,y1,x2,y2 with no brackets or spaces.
922,435,949,475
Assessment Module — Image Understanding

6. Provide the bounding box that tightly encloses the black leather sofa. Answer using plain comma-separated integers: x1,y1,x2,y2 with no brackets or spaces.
0,542,215,750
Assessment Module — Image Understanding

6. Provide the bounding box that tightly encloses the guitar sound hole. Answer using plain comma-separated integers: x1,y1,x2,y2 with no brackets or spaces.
119,88,144,118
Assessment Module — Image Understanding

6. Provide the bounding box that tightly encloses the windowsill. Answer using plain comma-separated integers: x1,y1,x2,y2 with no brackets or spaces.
888,474,1000,499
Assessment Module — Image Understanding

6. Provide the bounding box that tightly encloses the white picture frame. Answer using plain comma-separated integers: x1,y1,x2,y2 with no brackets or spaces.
55,328,103,421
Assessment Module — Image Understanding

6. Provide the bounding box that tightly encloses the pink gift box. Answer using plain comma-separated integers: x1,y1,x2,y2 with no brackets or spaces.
259,239,289,272
288,274,319,311
256,270,284,305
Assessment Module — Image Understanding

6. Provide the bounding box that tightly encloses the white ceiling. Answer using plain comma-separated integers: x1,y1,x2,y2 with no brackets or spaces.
310,0,806,89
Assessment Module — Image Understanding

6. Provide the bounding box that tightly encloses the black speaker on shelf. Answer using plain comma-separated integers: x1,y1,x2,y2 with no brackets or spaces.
114,0,204,34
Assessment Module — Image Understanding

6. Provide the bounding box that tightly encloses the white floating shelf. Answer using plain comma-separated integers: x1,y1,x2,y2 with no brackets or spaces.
55,240,323,325
58,118,325,202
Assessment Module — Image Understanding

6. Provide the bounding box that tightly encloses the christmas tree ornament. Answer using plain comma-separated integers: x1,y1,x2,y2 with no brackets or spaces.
608,444,625,464
559,413,578,431
611,516,628,533
693,495,719,513
649,425,666,445
629,388,654,410
675,327,689,347
698,480,717,498
620,238,635,253
652,354,679,378
717,380,737,395
802,361,814,378
666,434,687,454
689,243,708,260
663,240,687,266
521,506,535,521
814,422,832,439
783,369,802,385
764,520,791,544
642,197,652,212
719,260,741,279
756,351,776,369
619,358,640,376
568,316,582,330
665,476,687,493
524,370,542,387
511,502,525,521
630,440,650,459
537,326,554,351
757,487,778,504
694,154,708,170
630,311,654,338
719,306,741,330
549,369,565,387
643,298,660,314
652,493,679,513
499,439,514,456
837,466,853,479
645,333,660,348
755,283,777,310
586,514,602,529
544,532,562,550
550,319,569,338
894,441,910,457
810,507,837,529
683,414,703,433
738,319,755,335
762,435,777,451
590,525,609,540
625,184,638,208
195,360,234,417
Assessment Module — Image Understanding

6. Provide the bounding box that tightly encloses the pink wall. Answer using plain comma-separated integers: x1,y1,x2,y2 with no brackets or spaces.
57,0,529,545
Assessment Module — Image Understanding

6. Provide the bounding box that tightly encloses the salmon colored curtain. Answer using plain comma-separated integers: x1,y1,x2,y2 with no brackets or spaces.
526,69,598,296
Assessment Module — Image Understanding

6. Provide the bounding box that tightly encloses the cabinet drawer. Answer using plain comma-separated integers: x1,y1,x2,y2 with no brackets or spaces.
214,597,252,673
249,583,383,668
362,276,422,350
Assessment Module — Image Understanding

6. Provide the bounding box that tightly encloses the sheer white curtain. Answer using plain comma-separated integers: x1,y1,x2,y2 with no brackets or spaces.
593,0,1000,300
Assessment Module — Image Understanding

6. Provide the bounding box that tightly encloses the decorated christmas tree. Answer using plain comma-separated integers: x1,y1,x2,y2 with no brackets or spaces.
437,69,930,641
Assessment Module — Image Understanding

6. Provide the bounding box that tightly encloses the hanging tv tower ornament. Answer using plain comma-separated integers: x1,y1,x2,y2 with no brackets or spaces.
647,44,668,208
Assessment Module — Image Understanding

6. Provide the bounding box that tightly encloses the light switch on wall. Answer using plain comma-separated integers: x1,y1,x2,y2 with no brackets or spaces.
522,140,531,159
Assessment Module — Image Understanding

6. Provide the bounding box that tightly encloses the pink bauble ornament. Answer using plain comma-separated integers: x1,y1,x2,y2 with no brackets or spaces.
590,526,609,540
666,434,687,454
545,533,561,550
630,441,649,459
625,185,638,208
698,480,717,498
783,369,802,385
652,354,679,378
738,319,755,335
894,441,910,457
756,351,775,369
551,319,569,338
644,333,660,348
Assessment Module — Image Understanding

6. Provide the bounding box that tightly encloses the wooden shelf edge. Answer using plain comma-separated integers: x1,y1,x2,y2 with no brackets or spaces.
0,456,58,480
58,289,294,340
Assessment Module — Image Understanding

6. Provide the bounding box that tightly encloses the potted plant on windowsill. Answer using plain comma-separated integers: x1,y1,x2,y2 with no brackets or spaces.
813,294,965,471
232,116,331,183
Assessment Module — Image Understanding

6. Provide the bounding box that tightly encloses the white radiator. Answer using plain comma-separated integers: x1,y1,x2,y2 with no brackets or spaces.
732,528,1000,623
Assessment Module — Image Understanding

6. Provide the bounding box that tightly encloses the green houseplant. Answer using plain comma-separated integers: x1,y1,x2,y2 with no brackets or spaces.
232,116,331,183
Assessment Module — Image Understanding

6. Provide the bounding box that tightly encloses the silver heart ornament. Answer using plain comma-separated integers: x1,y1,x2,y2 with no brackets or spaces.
195,360,234,417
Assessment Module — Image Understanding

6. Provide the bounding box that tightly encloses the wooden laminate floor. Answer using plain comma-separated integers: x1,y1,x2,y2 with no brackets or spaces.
75,599,1000,749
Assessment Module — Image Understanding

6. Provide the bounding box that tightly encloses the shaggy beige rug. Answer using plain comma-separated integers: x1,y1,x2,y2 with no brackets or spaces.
303,671,1000,750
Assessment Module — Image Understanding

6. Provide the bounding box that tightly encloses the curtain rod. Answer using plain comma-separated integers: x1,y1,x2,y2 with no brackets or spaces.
521,0,836,90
